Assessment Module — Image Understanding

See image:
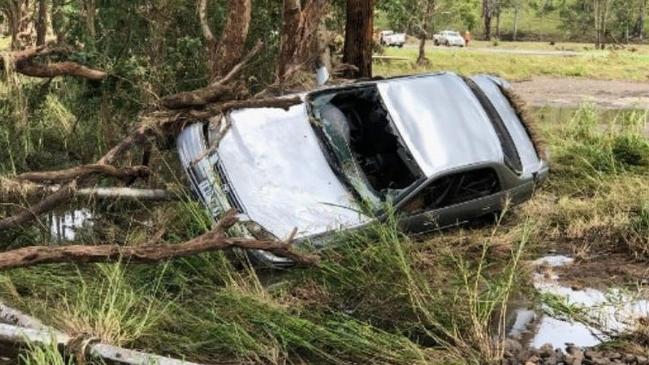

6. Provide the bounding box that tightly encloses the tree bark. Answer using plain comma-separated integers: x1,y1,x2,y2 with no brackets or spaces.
35,0,47,46
0,210,318,270
16,164,149,184
343,0,373,78
483,0,493,40
15,61,107,80
513,2,519,41
277,0,302,81
210,0,252,80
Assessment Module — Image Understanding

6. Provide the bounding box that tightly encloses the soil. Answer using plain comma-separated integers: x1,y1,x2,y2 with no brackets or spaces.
512,77,649,109
555,254,649,291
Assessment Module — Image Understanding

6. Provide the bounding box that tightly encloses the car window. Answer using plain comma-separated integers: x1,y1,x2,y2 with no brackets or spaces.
309,85,424,208
401,168,501,214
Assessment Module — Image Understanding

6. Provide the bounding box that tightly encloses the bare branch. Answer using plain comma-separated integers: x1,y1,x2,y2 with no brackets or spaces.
76,187,175,201
16,61,107,80
0,210,319,270
197,0,216,47
214,39,263,86
0,182,76,231
16,164,150,184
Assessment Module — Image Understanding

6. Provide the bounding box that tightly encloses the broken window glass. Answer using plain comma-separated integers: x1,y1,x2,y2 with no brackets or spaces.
309,85,422,209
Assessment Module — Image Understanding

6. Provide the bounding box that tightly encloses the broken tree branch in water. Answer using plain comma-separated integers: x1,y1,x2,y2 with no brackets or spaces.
0,210,319,269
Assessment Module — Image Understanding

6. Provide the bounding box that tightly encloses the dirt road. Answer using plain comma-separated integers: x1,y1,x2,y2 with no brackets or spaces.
512,77,649,109
404,43,580,57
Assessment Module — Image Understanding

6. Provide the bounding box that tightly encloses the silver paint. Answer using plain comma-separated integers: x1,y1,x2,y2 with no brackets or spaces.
470,75,543,177
377,73,504,177
217,103,369,240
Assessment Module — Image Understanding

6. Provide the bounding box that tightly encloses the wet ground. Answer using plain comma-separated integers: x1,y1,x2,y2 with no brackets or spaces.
513,78,649,110
503,255,649,364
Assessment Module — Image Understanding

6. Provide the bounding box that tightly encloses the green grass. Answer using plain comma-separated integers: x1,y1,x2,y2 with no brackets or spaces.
376,44,649,81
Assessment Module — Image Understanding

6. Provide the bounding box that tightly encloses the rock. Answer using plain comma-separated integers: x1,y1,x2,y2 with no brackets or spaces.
623,354,635,363
584,350,597,360
506,338,523,355
608,352,622,360
527,355,541,364
636,355,648,365
540,343,555,358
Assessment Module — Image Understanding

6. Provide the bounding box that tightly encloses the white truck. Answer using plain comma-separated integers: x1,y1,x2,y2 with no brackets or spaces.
378,30,406,48
433,30,466,47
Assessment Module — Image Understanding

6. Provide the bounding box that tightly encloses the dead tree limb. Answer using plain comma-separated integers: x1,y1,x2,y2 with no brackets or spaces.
162,40,263,109
0,322,206,365
16,164,150,184
15,61,107,80
0,210,319,269
189,95,301,119
0,182,76,231
0,44,107,80
76,187,175,201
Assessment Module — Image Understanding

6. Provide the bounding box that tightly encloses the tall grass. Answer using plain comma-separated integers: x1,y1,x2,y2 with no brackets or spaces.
527,105,649,259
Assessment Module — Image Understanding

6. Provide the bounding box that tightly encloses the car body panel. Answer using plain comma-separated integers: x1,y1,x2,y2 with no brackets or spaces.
377,73,504,178
470,75,542,177
217,104,370,240
177,72,548,266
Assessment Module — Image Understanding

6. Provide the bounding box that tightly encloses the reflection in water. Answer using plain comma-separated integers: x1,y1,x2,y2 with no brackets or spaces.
49,209,93,241
509,255,649,349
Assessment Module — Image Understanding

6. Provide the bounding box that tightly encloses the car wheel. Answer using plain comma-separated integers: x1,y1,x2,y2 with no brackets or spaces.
398,44,403,48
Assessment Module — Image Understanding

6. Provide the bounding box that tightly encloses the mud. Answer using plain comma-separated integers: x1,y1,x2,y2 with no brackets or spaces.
504,341,649,365
513,78,649,109
504,255,649,364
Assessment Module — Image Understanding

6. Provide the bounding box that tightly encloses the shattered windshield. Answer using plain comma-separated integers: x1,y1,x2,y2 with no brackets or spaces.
309,85,423,210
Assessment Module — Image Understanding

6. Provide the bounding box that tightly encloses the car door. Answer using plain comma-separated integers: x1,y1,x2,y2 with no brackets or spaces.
397,167,503,233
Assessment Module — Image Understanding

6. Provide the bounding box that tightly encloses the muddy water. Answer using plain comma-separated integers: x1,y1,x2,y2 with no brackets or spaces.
508,255,649,349
48,209,93,242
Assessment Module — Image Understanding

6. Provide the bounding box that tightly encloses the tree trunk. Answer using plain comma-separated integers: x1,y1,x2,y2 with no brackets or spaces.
495,0,501,39
83,0,96,40
513,2,519,41
35,0,47,45
51,0,65,43
416,34,426,65
277,0,302,81
210,0,252,80
343,0,373,78
483,0,492,40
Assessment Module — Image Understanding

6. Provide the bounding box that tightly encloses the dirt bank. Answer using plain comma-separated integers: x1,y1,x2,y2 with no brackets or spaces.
513,77,649,109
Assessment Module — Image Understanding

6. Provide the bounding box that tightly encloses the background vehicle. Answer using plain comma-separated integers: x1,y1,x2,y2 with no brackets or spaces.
433,30,466,47
378,30,406,47
177,72,548,267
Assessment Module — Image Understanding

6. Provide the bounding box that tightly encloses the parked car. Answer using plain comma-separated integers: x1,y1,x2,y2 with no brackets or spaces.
378,30,406,47
177,72,549,267
433,30,466,47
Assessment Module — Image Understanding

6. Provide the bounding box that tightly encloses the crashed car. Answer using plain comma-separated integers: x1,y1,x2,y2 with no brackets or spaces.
177,72,548,266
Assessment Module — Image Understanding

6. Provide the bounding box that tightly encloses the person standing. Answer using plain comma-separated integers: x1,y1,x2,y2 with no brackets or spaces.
463,30,472,47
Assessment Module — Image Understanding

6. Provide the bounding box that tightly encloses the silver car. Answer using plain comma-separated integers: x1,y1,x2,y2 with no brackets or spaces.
177,73,548,266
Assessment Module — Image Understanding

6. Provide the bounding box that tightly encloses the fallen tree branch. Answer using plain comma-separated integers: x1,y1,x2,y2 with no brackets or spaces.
162,41,263,109
0,322,206,365
76,187,175,201
0,210,319,269
1,44,107,81
16,164,150,184
0,182,76,231
15,61,108,80
189,95,302,119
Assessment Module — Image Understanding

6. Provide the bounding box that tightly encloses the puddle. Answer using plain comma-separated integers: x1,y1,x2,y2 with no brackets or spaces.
49,209,93,241
508,255,649,349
